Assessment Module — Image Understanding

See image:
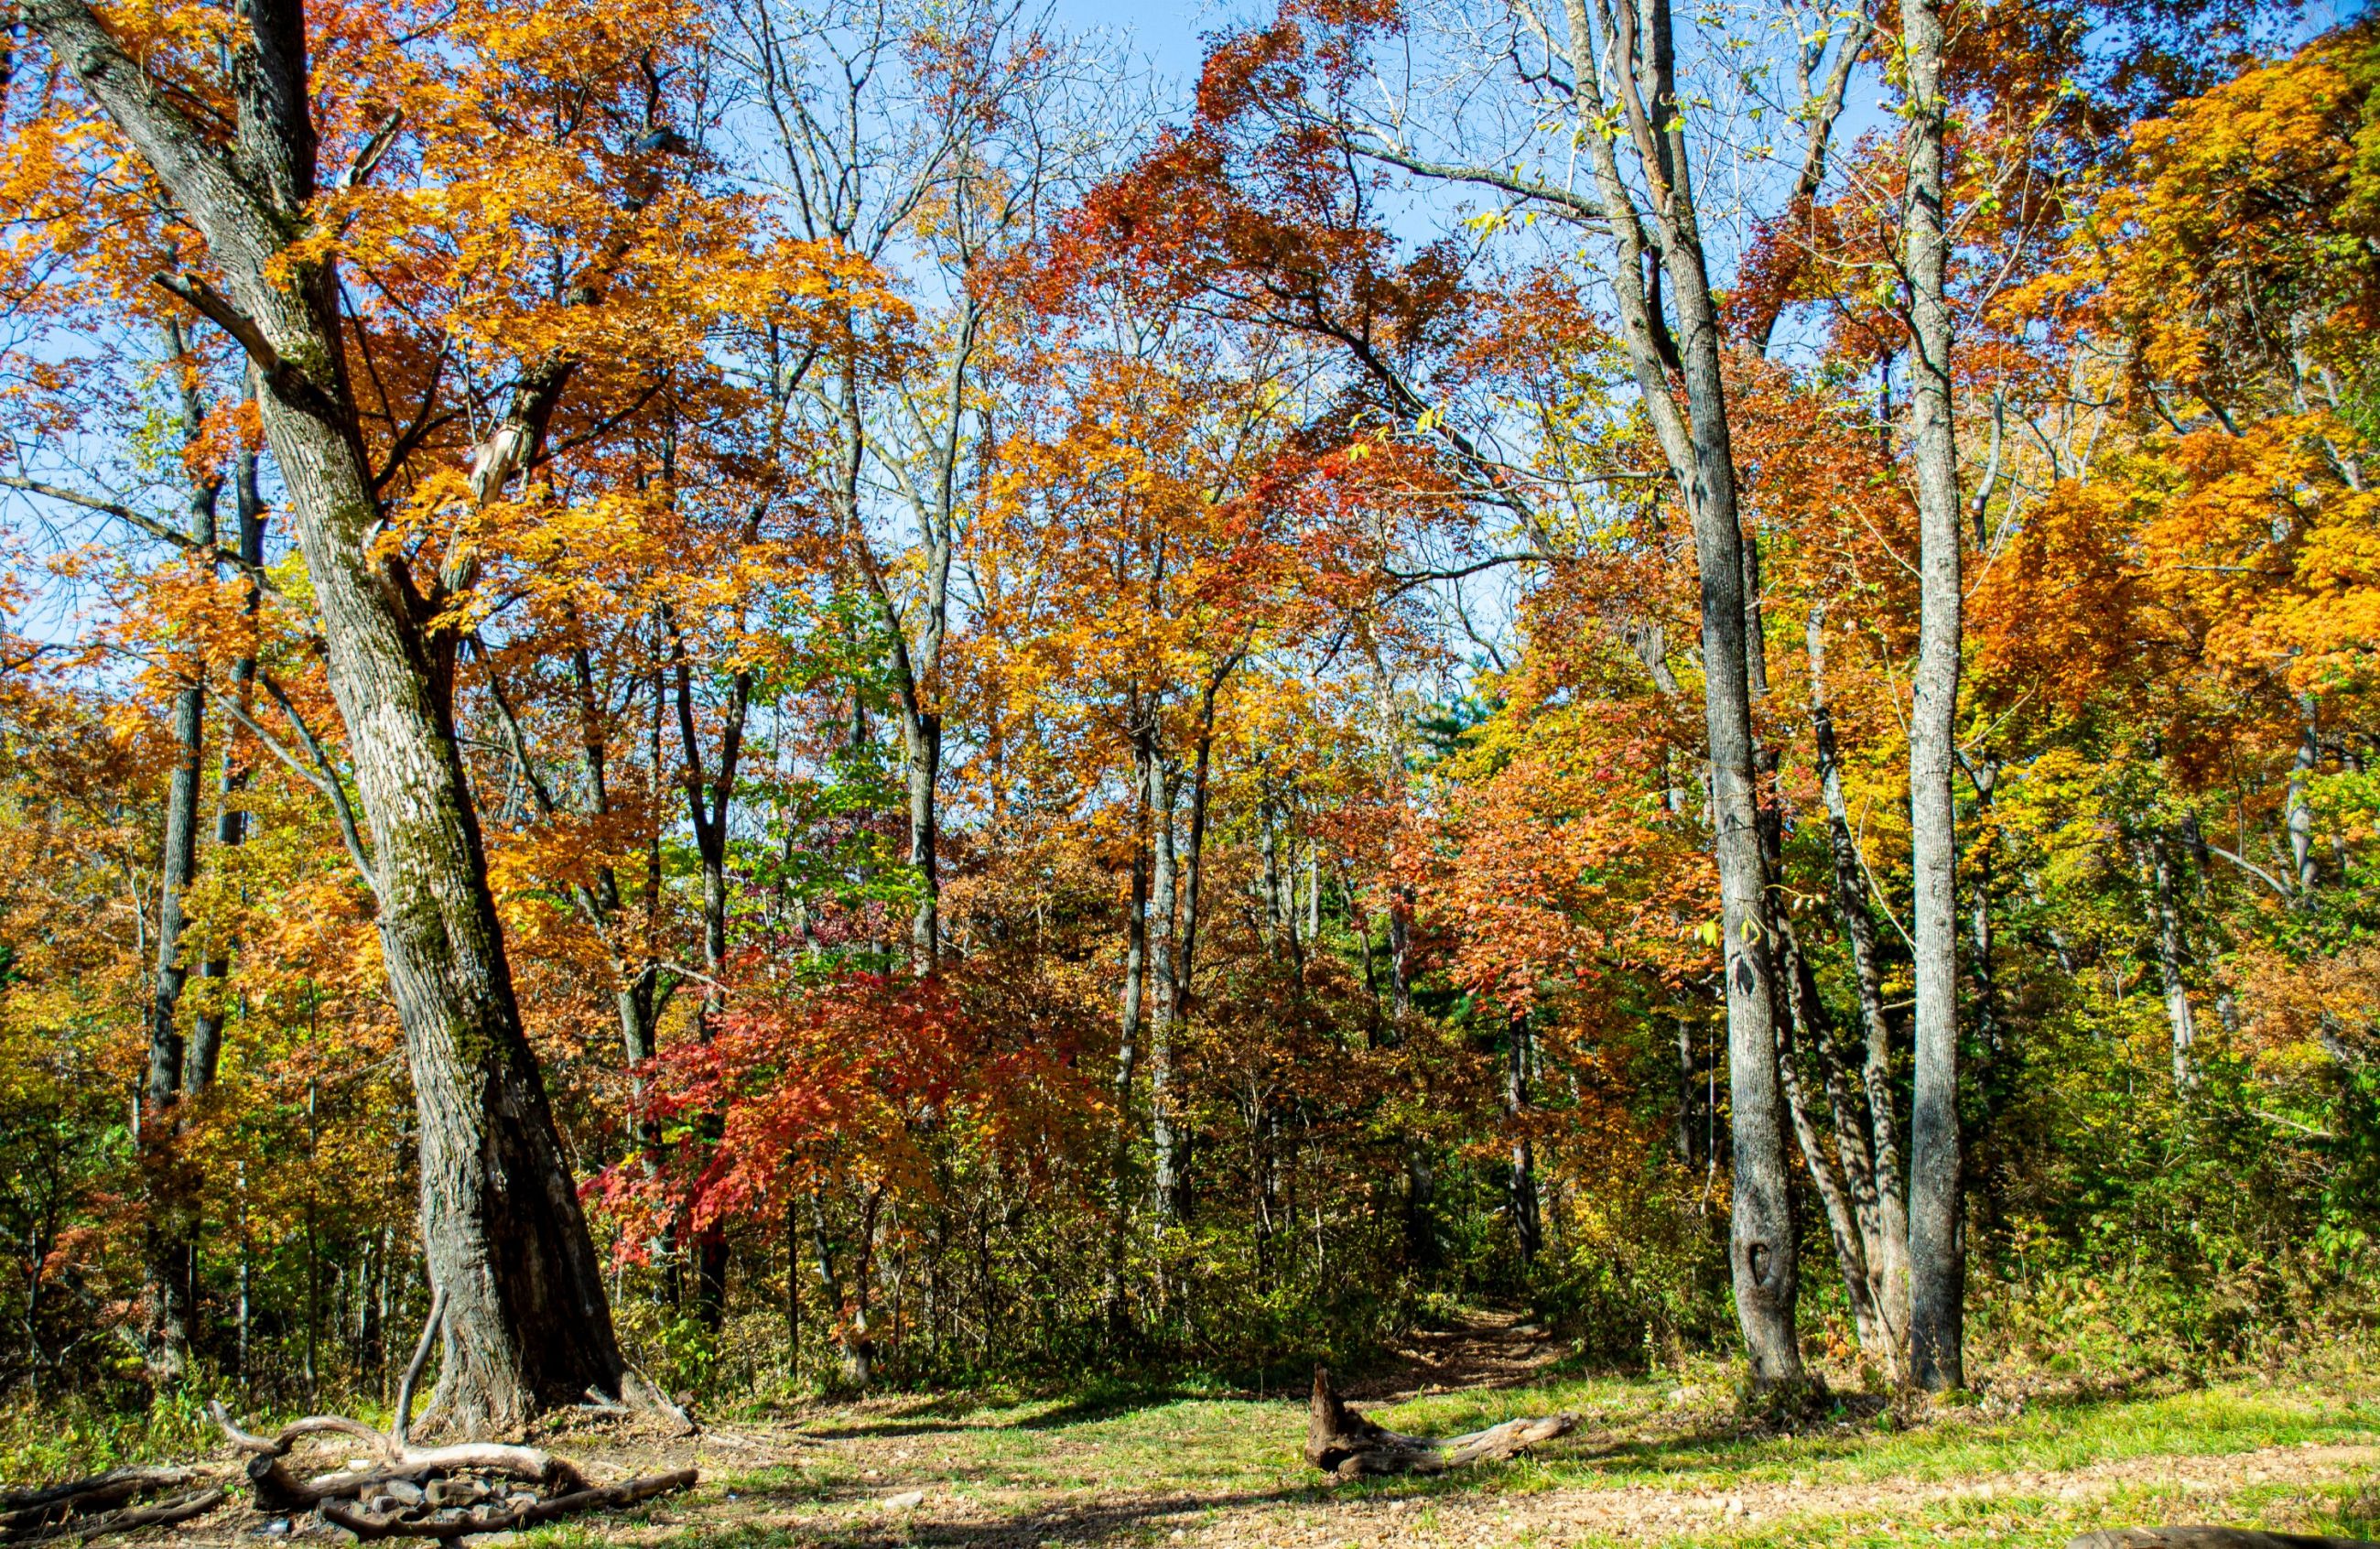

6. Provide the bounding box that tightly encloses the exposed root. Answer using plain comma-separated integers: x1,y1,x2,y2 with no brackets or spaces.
210,1400,692,1542
319,1467,697,1542
1304,1365,1578,1479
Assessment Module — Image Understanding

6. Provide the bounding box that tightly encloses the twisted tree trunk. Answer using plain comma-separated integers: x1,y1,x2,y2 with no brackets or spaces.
24,0,647,1432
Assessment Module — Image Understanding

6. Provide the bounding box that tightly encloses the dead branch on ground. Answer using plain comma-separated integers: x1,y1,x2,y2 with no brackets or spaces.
1304,1365,1577,1479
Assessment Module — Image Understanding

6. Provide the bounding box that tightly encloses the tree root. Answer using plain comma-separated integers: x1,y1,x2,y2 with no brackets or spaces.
211,1400,588,1511
210,1400,695,1543
0,1469,220,1544
319,1468,697,1542
1303,1365,1578,1479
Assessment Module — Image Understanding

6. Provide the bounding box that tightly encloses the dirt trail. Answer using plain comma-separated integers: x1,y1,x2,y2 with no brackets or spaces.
1350,1306,1565,1401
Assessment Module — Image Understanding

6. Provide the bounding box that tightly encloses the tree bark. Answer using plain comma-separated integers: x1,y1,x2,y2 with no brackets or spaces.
1545,0,1802,1382
188,441,265,1096
1105,737,1149,1333
1506,1013,1541,1265
1147,742,1182,1226
141,322,223,1382
24,0,643,1431
1806,607,1910,1364
1899,0,1966,1392
2287,694,2319,900
669,603,752,1327
2146,830,2198,1092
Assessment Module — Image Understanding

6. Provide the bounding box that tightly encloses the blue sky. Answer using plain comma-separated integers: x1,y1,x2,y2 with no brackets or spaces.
1043,0,1218,96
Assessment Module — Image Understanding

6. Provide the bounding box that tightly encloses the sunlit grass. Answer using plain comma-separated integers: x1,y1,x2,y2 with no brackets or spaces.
603,1359,2380,1548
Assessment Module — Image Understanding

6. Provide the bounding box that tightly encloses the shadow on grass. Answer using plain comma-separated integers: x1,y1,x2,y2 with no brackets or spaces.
655,1481,1329,1548
793,1382,1202,1441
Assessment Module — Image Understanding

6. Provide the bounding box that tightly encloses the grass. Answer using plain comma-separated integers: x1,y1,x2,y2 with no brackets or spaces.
8,1349,2379,1546
571,1357,2380,1548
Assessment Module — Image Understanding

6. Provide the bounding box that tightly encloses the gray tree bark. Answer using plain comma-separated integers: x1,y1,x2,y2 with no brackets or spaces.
187,442,265,1097
141,320,224,1382
1559,0,1803,1380
1806,606,1910,1368
25,0,647,1431
1899,0,1967,1392
2147,830,2198,1091
2287,695,2319,900
1147,743,1182,1226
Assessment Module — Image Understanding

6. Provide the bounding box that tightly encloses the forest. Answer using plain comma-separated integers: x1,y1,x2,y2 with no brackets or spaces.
0,0,2376,1541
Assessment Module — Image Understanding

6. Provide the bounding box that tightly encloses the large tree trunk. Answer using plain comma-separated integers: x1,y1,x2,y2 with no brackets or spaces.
1899,0,1967,1392
1553,0,1801,1379
28,0,641,1433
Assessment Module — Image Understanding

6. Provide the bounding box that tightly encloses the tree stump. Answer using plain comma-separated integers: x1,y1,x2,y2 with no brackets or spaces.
1304,1365,1577,1479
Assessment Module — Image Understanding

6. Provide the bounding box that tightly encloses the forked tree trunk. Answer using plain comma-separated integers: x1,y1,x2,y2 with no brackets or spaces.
1552,0,1801,1383
1899,0,1967,1392
27,0,644,1432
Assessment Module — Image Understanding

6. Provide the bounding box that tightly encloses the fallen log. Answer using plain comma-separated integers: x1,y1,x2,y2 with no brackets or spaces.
2072,1532,2380,1549
1304,1366,1577,1479
319,1468,697,1542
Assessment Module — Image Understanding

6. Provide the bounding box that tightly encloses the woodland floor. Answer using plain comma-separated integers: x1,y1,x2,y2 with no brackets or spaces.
49,1312,2380,1549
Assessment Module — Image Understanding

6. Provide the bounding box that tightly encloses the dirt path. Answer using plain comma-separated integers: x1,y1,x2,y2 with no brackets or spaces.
1348,1306,1565,1401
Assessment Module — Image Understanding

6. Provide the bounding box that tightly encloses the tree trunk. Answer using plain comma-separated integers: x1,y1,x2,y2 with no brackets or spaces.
670,613,750,1329
1777,1012,1886,1354
1105,741,1148,1334
1807,607,1910,1363
1147,745,1182,1226
2287,694,2319,899
904,709,942,969
141,322,223,1383
2147,830,2198,1092
1899,0,1966,1392
27,0,642,1432
188,443,265,1096
1554,0,1802,1381
1506,1014,1541,1266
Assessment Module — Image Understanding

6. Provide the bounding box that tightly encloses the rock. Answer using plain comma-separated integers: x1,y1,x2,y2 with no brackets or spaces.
882,1489,927,1511
381,1479,425,1507
425,1477,491,1507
